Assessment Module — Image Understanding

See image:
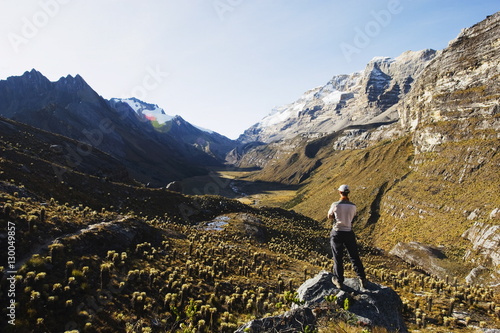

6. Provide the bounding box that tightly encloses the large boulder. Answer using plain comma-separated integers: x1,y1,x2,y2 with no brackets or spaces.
52,216,172,256
296,271,407,332
389,241,449,279
236,271,407,332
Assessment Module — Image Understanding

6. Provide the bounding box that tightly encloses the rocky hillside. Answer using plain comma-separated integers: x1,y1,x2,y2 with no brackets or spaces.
0,116,132,185
236,12,500,286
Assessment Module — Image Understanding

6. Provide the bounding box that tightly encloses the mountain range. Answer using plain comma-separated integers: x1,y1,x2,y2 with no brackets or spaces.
0,72,235,186
0,10,499,333
238,48,437,144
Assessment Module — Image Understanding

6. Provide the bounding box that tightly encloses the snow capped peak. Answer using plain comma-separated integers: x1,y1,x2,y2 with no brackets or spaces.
240,48,437,144
110,97,217,135
112,97,174,124
369,56,395,64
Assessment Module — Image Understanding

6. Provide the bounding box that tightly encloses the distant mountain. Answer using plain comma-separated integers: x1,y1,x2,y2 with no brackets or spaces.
0,70,236,186
238,49,437,144
109,98,236,162
111,97,174,124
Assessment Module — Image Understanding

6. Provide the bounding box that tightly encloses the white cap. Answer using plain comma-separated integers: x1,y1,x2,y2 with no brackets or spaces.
338,184,350,193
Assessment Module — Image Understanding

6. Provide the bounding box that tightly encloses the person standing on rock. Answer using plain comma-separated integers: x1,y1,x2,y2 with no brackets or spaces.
327,184,368,289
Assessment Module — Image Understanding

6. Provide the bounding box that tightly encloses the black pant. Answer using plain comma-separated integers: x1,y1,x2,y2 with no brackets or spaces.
330,230,366,283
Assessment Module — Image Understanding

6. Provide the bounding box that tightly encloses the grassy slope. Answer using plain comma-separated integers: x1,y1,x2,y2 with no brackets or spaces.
243,124,500,270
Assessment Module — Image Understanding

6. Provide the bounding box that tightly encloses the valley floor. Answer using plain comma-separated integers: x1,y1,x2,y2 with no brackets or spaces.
182,167,299,208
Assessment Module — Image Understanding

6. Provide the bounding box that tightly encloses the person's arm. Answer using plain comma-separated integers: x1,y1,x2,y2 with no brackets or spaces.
327,204,336,220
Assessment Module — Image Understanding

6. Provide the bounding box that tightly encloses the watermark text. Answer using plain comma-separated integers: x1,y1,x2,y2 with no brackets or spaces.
340,0,403,62
8,0,73,53
6,221,17,325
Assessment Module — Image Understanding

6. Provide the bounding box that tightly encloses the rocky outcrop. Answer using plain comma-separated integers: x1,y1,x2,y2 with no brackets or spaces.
236,271,407,332
462,222,500,268
389,242,450,280
53,217,169,256
235,307,316,333
462,221,500,286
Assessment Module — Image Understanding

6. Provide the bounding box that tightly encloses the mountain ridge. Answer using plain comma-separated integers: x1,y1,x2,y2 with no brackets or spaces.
238,48,437,144
0,70,236,186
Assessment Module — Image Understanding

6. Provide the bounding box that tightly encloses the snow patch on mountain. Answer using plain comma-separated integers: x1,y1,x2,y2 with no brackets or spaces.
260,88,320,128
114,97,173,124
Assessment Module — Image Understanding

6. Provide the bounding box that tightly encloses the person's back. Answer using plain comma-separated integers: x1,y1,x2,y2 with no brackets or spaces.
328,200,356,231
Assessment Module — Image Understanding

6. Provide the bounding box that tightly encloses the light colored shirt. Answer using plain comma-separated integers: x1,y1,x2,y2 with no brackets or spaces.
328,200,357,231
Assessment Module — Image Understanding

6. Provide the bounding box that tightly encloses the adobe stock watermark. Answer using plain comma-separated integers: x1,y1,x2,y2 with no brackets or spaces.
8,0,73,53
213,0,244,21
6,221,17,326
340,0,404,63
125,65,170,103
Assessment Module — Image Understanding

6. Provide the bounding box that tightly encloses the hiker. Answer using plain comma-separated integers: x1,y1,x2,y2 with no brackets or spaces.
327,184,368,289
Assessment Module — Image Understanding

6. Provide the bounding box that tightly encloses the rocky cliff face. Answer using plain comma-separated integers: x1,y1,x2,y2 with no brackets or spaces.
239,49,436,144
400,12,500,153
377,11,500,241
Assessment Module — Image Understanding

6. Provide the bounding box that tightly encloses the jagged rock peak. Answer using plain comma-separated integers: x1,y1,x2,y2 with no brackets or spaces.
56,73,88,87
20,68,48,81
3,69,94,97
239,49,436,144
4,68,52,92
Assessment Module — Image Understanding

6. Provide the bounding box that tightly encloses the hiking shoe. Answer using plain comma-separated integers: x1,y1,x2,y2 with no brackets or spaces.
332,278,343,289
359,278,369,289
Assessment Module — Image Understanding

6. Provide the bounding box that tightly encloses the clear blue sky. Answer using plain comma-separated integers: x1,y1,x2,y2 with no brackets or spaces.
1,1,498,139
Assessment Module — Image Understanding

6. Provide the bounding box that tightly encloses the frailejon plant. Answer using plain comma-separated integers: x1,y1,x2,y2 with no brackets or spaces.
283,291,304,306
343,298,350,311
